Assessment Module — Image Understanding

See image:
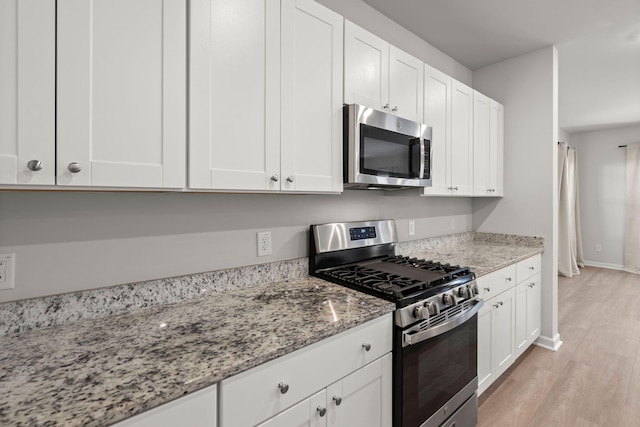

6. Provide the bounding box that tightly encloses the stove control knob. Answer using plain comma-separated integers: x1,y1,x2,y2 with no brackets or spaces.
458,287,469,298
471,283,479,296
414,303,430,320
442,293,456,306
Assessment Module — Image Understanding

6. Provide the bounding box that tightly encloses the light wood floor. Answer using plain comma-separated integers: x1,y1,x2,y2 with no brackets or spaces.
478,266,640,427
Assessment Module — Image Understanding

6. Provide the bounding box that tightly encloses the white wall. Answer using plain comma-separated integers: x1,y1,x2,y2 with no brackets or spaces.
472,47,561,350
315,0,472,85
0,191,472,302
570,124,640,269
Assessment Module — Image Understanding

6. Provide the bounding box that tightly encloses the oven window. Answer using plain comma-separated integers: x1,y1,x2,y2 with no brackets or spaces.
400,315,477,427
359,124,420,178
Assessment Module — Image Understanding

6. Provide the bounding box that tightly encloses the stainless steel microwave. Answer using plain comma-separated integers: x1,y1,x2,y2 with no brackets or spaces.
343,104,432,189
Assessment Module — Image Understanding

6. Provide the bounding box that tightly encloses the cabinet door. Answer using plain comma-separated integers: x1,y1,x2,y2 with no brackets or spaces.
343,21,389,111
329,353,392,427
57,0,186,188
113,386,217,427
258,390,327,427
489,100,504,196
514,282,529,357
477,299,494,395
189,0,280,191
388,47,423,122
492,287,516,378
449,79,473,195
526,272,542,345
473,91,490,196
0,0,55,185
281,0,343,193
422,65,451,196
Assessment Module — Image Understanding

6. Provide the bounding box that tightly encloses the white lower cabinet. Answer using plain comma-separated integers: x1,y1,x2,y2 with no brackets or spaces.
219,314,392,427
258,353,392,427
112,386,217,427
477,254,542,395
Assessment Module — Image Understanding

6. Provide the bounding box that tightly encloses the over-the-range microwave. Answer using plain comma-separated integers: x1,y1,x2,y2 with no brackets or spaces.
343,103,432,190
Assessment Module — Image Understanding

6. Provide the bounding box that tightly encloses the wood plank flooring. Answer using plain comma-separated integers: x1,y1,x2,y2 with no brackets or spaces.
478,266,640,427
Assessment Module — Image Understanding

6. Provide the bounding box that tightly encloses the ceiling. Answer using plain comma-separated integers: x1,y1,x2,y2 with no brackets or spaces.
362,0,640,133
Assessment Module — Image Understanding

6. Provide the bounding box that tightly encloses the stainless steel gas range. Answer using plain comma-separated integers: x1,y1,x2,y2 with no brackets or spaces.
310,219,484,427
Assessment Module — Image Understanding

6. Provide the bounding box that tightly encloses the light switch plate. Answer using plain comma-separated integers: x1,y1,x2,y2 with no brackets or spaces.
0,253,15,290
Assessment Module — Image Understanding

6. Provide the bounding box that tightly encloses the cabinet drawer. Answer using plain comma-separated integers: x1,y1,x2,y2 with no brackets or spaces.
219,313,392,427
476,264,516,301
516,254,541,283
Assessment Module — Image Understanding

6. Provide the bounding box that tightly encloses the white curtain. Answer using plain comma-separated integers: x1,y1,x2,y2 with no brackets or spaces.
558,144,584,277
624,143,640,274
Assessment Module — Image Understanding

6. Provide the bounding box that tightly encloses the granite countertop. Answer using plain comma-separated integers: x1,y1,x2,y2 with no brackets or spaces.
0,277,395,427
416,242,543,277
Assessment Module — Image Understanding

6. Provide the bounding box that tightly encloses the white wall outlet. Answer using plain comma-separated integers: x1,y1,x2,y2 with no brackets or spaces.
450,217,456,231
257,231,272,257
408,220,415,236
0,253,15,290
595,244,602,252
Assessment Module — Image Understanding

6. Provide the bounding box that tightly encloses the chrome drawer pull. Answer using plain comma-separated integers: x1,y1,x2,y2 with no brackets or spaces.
362,343,371,352
277,382,289,394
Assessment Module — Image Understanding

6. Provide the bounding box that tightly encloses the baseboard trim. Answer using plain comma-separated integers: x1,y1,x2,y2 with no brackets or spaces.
583,260,624,271
534,334,563,352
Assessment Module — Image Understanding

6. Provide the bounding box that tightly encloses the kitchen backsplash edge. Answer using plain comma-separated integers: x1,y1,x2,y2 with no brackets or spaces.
0,258,308,336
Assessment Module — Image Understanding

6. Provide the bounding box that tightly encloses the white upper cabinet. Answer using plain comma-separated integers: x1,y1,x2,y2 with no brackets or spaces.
473,90,490,195
56,0,186,188
190,0,342,193
0,0,55,185
474,93,503,196
280,0,343,193
422,66,452,195
343,22,389,112
422,75,473,196
190,0,279,191
388,47,424,122
449,79,474,195
344,21,423,122
489,100,504,196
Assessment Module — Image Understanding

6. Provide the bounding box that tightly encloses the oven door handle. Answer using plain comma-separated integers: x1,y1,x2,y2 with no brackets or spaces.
402,299,484,347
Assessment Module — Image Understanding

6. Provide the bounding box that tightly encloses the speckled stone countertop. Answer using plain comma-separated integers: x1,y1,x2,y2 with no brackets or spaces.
397,232,544,277
0,277,395,427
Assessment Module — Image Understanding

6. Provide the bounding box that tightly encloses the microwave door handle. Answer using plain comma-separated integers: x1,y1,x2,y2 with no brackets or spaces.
402,299,484,347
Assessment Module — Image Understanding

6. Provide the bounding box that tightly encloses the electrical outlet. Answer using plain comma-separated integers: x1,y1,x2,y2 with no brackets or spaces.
408,220,415,236
257,232,272,257
450,217,456,231
595,244,602,252
0,253,15,290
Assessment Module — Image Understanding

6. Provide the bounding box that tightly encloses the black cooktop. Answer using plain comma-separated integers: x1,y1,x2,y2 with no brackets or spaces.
318,256,474,305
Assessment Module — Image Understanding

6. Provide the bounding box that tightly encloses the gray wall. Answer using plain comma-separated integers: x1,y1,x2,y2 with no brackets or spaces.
571,124,640,269
472,46,561,350
0,191,472,302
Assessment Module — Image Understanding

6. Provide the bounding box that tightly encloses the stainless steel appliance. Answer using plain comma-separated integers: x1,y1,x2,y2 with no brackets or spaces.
343,104,432,189
309,220,483,427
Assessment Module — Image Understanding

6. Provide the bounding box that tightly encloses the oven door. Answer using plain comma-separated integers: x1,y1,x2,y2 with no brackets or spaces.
394,310,479,427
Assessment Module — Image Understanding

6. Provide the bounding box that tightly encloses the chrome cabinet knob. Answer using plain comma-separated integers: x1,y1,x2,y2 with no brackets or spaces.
506,277,512,282
529,282,535,288
317,406,327,417
484,287,490,292
278,382,289,394
67,162,82,173
27,160,43,171
362,343,371,352
493,303,500,309
286,175,294,183
453,186,459,190
333,396,342,406
270,174,279,182
529,266,535,270
392,106,398,112
383,103,390,110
